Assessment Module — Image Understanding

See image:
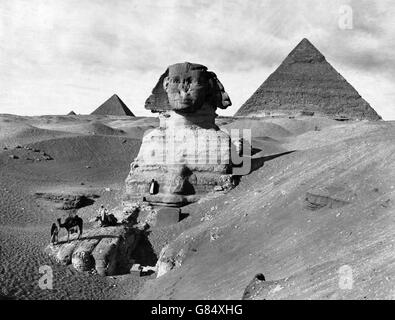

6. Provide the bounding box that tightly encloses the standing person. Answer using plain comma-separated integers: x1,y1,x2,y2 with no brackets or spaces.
98,205,109,227
50,223,58,244
149,179,158,195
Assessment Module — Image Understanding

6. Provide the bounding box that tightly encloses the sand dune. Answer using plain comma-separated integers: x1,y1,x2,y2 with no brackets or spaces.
222,118,293,139
37,121,127,136
138,120,395,299
0,121,75,148
251,137,289,157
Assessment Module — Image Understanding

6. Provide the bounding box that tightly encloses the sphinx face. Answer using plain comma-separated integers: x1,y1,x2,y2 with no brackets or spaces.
163,67,210,113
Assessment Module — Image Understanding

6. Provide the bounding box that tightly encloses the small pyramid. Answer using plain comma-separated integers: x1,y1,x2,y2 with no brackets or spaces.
91,94,135,116
235,38,381,120
67,111,76,115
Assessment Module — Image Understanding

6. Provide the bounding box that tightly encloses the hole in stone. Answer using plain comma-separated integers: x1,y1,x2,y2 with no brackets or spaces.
256,273,266,281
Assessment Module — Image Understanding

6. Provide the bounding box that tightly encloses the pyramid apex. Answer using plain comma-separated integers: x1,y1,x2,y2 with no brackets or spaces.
300,38,312,44
283,38,325,64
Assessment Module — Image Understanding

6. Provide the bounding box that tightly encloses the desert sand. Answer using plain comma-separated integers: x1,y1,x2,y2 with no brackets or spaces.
1,113,394,299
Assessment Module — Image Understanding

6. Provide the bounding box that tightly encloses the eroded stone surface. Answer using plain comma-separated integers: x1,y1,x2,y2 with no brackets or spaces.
34,192,98,210
242,274,288,300
145,62,231,113
125,62,236,206
45,225,140,276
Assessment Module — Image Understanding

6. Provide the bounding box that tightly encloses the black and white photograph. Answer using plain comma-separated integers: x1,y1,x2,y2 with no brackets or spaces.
0,0,394,304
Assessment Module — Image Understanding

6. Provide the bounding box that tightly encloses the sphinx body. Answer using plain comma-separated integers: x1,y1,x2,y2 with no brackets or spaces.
125,62,234,206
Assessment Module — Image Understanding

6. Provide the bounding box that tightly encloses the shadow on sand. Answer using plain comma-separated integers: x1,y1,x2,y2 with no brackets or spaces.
233,150,296,182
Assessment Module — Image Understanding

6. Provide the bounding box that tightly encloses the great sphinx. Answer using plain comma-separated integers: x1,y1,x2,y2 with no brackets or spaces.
125,62,236,206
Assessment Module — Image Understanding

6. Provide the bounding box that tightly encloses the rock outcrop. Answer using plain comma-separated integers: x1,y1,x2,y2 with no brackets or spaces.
45,225,140,275
235,38,381,120
242,274,289,300
34,192,98,210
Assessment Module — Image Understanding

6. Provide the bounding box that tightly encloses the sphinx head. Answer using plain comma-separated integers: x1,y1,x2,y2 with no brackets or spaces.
164,63,210,112
145,62,231,114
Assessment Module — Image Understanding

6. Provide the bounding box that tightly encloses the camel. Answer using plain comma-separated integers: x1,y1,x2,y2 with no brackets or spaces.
57,215,83,242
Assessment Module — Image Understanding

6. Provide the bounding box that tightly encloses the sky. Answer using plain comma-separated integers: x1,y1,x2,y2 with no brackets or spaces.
0,0,394,119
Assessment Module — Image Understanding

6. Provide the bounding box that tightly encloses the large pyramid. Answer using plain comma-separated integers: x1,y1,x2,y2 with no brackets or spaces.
91,94,135,116
235,38,381,120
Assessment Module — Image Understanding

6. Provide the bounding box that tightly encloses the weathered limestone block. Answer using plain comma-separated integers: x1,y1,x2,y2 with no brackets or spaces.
131,126,231,173
112,204,140,225
91,235,119,276
113,201,159,228
155,245,174,278
72,238,100,272
89,225,139,276
45,241,79,265
45,225,140,276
